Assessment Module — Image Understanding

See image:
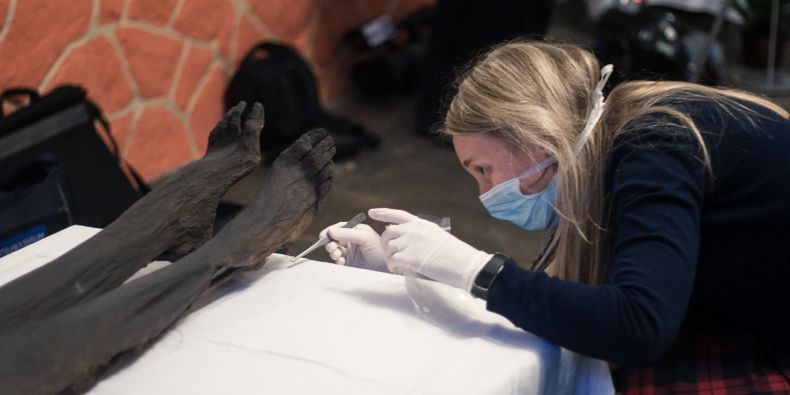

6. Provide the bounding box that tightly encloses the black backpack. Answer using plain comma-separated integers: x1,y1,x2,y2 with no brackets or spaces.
225,42,379,160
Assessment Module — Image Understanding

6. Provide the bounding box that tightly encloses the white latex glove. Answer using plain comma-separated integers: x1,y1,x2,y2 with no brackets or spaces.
369,208,493,292
320,222,388,272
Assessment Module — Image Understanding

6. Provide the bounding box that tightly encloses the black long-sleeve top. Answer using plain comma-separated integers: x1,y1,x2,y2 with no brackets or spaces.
487,98,790,367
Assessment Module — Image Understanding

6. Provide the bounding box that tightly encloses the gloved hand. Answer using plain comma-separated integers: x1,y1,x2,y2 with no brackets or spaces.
320,222,388,272
369,208,493,292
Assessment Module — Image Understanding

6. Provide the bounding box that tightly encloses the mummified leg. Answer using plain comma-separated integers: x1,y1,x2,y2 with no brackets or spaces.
0,102,263,328
0,129,335,395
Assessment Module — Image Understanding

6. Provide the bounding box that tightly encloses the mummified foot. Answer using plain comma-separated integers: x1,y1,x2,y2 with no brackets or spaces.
0,102,263,327
196,128,335,273
0,129,335,395
147,101,263,259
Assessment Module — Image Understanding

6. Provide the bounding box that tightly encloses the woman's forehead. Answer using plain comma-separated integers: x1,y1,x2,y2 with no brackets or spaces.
453,133,544,167
452,134,510,158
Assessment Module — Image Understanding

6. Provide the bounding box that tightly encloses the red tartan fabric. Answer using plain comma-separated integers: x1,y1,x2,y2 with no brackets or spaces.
613,330,790,394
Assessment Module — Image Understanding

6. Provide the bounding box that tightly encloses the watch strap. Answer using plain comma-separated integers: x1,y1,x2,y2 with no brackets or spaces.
471,253,507,300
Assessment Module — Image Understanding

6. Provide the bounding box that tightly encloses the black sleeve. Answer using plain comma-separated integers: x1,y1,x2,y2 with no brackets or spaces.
486,129,706,366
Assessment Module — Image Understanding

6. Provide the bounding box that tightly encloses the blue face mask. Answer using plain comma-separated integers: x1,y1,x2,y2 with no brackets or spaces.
478,64,614,231
479,158,559,231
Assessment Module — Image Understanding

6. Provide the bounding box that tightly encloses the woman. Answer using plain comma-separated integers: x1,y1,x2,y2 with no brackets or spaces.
322,41,790,393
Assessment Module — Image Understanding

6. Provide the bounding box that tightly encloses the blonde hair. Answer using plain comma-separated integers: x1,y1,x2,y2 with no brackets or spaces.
442,41,788,284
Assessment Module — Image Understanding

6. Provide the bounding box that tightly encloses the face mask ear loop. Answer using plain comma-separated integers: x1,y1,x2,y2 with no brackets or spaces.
480,155,557,201
515,156,557,182
573,64,613,155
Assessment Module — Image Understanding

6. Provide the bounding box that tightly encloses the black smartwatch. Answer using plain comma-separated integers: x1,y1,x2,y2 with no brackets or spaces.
471,253,508,300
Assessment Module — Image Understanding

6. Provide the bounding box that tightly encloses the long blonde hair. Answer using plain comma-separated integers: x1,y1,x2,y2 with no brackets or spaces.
442,41,788,284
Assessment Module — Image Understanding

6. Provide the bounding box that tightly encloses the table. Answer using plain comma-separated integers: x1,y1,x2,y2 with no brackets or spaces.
0,226,614,394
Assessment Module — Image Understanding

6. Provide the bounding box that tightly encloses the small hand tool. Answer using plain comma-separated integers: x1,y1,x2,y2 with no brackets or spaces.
290,212,367,261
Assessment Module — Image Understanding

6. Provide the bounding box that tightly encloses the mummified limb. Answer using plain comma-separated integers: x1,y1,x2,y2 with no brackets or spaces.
0,129,335,395
0,102,263,329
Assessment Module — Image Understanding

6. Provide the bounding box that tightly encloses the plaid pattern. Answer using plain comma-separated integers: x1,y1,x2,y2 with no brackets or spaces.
613,328,790,394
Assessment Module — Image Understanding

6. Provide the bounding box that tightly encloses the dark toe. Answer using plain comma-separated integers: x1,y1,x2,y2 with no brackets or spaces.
301,135,335,176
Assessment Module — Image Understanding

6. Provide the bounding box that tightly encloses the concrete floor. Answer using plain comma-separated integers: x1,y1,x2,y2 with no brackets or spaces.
221,0,790,267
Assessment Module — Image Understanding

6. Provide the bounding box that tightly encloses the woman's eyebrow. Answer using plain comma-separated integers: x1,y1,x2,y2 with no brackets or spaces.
462,157,477,168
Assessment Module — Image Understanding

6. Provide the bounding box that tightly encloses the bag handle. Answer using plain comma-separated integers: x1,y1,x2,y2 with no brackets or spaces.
85,99,150,194
85,100,119,156
240,42,299,65
1,88,40,118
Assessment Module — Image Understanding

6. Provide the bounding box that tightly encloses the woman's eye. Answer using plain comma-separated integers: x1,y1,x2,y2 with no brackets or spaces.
474,167,487,175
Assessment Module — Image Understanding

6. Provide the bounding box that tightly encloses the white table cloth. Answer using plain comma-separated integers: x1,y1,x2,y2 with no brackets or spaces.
0,226,614,395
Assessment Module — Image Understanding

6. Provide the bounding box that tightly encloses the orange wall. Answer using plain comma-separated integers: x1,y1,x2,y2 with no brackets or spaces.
0,0,433,180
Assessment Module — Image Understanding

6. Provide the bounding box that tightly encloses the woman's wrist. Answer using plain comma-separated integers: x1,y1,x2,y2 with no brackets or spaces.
470,253,508,299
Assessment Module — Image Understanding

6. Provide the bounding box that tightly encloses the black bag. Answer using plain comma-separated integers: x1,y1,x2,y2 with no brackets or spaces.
225,42,380,160
0,86,147,257
225,42,322,149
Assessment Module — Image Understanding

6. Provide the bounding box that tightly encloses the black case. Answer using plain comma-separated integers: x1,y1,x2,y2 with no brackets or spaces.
0,86,146,256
